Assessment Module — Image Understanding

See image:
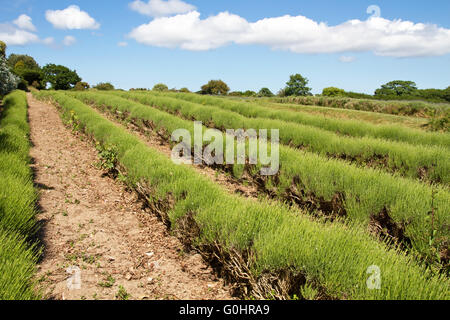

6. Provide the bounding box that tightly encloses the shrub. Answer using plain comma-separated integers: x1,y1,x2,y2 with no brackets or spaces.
94,82,115,91
74,81,90,91
322,87,346,97
258,88,274,97
200,80,230,95
152,83,168,92
0,54,19,96
42,64,81,90
0,41,5,58
284,74,312,96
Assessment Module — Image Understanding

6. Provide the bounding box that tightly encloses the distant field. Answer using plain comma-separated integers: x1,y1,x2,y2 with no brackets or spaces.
253,101,429,129
269,95,450,118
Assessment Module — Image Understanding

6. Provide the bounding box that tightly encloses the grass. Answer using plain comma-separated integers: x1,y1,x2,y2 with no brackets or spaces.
39,92,450,288
0,90,40,300
141,90,450,149
108,90,450,185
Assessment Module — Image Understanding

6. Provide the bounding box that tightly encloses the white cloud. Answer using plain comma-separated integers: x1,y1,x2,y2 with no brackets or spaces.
13,14,36,32
117,41,128,47
43,37,56,47
129,11,248,50
339,56,357,63
129,0,196,17
128,11,450,57
0,23,39,45
46,5,100,30
63,35,76,46
0,16,63,48
0,23,55,47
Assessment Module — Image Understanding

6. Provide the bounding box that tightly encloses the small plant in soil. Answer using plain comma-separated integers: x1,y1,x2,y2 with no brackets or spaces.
98,274,115,288
115,285,130,300
95,142,119,176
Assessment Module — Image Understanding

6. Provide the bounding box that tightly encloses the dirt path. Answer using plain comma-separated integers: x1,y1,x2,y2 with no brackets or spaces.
28,93,233,300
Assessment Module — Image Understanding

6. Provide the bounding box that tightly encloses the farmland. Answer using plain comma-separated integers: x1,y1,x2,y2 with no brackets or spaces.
2,0,450,307
57,90,448,265
271,95,450,119
0,84,449,301
106,90,450,185
2,88,438,300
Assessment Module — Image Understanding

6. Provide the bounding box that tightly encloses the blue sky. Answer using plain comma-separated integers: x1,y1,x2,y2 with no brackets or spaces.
1,0,449,94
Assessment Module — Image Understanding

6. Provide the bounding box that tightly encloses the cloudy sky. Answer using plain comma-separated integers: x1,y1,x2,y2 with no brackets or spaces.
1,0,449,93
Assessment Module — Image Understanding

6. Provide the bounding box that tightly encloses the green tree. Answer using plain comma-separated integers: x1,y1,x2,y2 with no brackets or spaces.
285,74,312,96
0,58,20,95
8,54,40,70
258,88,274,97
42,64,81,90
0,41,6,59
7,54,43,89
242,90,257,97
94,82,114,90
415,89,446,102
200,80,230,95
14,68,44,89
443,86,450,103
179,87,190,93
375,80,418,96
16,79,29,91
322,87,346,97
152,83,168,91
75,81,90,91
0,43,19,96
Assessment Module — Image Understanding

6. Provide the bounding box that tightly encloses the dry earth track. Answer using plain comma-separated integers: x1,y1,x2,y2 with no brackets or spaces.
28,93,233,300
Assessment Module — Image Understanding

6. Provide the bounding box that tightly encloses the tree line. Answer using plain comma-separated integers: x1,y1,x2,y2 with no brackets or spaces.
1,40,448,103
137,75,450,104
0,41,115,97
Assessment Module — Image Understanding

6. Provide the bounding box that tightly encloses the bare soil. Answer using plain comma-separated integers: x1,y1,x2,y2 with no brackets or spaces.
28,93,233,300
